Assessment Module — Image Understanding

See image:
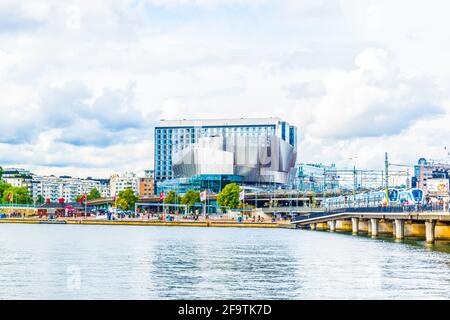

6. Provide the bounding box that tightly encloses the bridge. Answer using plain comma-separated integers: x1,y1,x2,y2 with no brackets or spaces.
292,206,450,244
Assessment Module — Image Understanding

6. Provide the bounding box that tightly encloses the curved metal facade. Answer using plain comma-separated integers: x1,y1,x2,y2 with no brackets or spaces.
173,135,297,184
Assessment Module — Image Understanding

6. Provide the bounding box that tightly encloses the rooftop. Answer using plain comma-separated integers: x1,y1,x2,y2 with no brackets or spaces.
158,117,285,128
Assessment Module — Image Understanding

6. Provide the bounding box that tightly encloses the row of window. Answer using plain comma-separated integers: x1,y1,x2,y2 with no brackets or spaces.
157,129,274,139
157,126,274,133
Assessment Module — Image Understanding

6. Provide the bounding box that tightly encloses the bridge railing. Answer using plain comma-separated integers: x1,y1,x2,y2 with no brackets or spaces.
327,204,446,214
292,204,447,223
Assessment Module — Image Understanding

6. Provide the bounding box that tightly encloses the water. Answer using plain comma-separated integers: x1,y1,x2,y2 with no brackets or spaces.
0,224,449,300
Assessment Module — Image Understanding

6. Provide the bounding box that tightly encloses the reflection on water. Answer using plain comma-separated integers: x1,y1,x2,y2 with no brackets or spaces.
0,224,449,299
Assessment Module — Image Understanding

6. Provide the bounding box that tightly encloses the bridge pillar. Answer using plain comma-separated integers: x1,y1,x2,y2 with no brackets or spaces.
425,220,436,244
367,220,372,235
310,223,317,231
394,219,405,240
351,218,359,235
370,219,379,237
329,220,336,232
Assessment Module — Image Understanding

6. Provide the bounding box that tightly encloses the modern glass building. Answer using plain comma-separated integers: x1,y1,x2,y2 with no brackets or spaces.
295,163,340,192
156,174,243,194
154,118,298,183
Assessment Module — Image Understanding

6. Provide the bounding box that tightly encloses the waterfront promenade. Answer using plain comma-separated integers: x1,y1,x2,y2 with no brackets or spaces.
0,217,295,229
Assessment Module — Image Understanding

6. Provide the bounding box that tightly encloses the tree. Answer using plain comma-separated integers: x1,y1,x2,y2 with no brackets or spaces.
217,183,241,210
87,188,101,200
116,198,129,211
164,190,179,204
116,188,139,211
1,186,32,204
37,195,44,205
181,190,200,213
0,181,11,200
0,166,3,180
164,190,180,212
181,190,200,205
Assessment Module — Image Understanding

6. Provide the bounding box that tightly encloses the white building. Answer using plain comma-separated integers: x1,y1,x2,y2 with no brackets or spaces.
1,167,110,203
1,168,33,194
96,179,111,198
31,176,105,203
109,172,139,197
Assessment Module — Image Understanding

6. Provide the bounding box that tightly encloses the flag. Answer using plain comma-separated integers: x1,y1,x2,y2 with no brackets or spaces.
159,191,165,201
239,188,245,201
78,194,86,203
200,190,207,202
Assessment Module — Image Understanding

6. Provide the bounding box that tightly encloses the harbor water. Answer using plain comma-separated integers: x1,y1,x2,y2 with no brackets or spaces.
0,224,449,300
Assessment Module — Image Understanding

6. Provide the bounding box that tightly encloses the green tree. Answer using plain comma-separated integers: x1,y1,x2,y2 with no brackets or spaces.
37,195,44,205
116,188,139,211
0,166,3,180
164,190,179,204
164,190,182,213
181,190,200,213
87,188,101,200
217,183,241,210
117,198,129,211
181,190,200,205
0,181,12,200
1,186,32,204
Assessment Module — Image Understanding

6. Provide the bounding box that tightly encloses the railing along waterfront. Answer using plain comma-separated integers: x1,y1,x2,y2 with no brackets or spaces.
0,204,38,208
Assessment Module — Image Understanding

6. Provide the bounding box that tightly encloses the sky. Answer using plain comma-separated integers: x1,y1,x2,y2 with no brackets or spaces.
1,0,450,178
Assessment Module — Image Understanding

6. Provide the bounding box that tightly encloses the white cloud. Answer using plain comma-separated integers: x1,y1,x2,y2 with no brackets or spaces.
144,0,267,8
0,0,450,177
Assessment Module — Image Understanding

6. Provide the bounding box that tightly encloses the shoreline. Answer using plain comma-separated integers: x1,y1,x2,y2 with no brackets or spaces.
0,218,296,229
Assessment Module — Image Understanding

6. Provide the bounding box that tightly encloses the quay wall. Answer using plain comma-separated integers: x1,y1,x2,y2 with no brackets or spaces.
379,220,393,234
336,220,352,231
0,219,294,229
404,222,426,238
436,223,450,240
359,221,369,233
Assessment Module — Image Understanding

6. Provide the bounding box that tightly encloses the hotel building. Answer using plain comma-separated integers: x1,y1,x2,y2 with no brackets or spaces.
155,118,298,193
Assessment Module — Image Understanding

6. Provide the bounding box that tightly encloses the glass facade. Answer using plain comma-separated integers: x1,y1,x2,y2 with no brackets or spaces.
296,163,339,192
156,174,243,194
